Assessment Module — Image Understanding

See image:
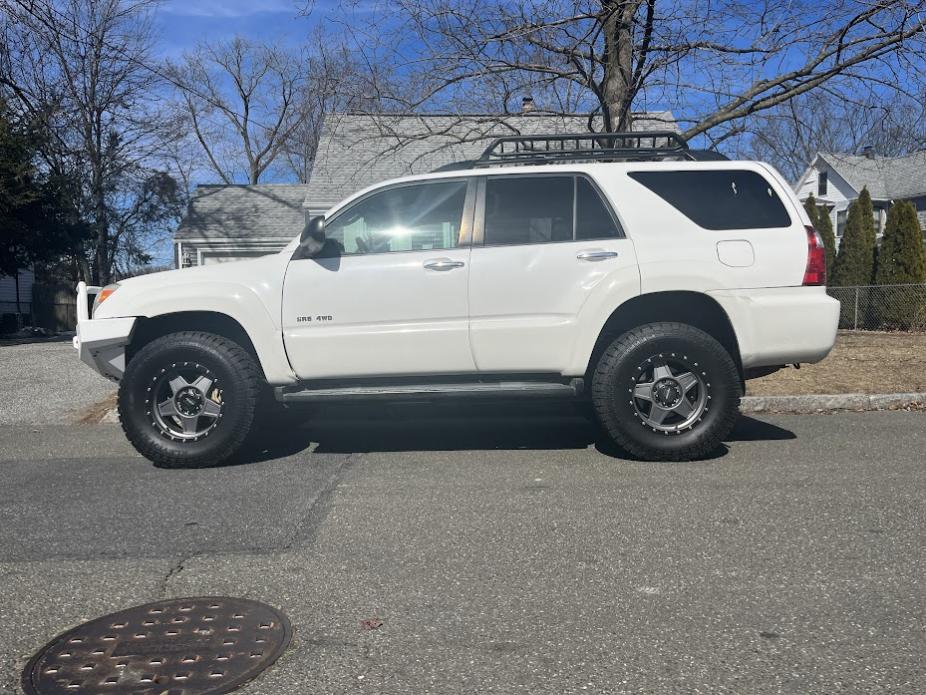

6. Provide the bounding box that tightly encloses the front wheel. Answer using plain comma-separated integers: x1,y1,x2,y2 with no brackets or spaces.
591,322,741,461
118,331,261,467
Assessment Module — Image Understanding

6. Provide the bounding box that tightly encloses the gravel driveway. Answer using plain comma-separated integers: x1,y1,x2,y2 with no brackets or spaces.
0,339,115,425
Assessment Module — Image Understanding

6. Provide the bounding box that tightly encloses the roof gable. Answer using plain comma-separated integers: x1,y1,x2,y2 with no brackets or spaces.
175,184,308,240
818,151,926,200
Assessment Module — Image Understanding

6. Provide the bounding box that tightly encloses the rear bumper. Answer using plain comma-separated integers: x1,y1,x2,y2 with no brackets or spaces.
708,287,840,368
73,282,136,382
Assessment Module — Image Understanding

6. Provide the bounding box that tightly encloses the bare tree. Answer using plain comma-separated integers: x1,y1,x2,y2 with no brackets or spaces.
168,37,305,185
352,0,926,141
1,0,181,285
283,38,390,183
743,88,926,181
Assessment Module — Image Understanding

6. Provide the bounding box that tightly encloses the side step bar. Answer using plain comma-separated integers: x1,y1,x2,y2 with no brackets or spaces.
275,378,584,403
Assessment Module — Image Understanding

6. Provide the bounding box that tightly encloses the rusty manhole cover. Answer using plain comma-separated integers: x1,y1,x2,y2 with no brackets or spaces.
22,597,291,694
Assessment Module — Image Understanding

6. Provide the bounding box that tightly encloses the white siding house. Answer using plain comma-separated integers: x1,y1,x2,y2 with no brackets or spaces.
794,151,926,246
0,268,35,309
0,267,35,331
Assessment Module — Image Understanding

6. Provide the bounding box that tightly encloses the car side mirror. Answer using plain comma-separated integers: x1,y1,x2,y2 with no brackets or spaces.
298,216,326,258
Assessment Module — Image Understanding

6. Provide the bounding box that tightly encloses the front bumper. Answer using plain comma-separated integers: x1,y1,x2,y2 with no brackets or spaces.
73,282,136,382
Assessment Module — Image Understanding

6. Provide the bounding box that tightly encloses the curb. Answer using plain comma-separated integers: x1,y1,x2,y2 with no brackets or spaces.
740,392,926,414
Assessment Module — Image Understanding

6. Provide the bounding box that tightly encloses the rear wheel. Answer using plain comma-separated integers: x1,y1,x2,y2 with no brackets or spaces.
592,322,741,461
118,331,260,467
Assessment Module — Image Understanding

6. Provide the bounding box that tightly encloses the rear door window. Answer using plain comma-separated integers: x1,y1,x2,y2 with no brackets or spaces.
628,170,791,230
483,175,622,245
576,177,620,240
484,176,574,245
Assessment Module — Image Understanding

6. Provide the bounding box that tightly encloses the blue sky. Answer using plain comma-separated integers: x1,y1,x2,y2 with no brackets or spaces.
151,0,316,58
149,1,319,265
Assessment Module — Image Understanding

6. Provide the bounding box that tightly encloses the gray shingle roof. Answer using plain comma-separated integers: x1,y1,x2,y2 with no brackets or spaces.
820,151,926,200
175,184,308,240
304,112,678,213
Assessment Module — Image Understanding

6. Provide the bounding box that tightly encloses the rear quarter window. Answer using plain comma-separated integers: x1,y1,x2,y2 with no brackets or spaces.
628,170,791,230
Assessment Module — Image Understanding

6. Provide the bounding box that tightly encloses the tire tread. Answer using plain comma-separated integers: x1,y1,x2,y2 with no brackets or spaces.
117,331,260,468
591,322,741,461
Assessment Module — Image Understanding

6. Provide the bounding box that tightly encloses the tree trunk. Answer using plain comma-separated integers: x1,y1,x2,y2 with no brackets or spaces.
77,253,92,284
599,1,639,132
91,153,108,286
14,271,22,329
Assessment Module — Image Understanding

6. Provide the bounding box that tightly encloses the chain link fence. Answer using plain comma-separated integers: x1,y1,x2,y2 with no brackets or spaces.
827,284,926,332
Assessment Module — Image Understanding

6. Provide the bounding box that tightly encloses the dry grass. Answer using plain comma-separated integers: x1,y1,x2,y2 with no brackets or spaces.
747,331,926,396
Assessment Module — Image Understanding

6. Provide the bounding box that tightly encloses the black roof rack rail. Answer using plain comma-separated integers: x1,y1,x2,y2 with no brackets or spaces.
432,160,480,173
688,149,730,162
474,131,693,167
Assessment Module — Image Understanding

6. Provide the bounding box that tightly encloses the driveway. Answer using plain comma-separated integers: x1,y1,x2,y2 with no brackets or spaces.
1,407,924,693
0,339,115,425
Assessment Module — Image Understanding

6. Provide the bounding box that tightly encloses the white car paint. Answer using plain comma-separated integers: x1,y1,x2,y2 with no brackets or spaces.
75,158,839,385
282,248,475,379
86,255,297,384
467,239,640,373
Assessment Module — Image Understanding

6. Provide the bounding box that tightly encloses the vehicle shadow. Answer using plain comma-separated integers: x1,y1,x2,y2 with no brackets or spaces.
228,401,796,465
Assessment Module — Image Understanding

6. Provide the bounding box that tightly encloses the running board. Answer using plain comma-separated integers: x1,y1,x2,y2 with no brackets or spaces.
275,378,584,403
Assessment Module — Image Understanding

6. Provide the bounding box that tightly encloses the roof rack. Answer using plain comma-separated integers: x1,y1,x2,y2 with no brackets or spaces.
474,131,694,167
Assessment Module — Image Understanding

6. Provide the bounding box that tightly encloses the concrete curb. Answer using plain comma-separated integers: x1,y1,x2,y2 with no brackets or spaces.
740,392,926,414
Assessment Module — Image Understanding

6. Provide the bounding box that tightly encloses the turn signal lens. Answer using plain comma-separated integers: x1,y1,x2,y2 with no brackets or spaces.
92,284,119,315
802,226,826,286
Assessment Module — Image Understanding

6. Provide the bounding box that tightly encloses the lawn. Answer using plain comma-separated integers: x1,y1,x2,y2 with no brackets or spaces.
746,331,926,396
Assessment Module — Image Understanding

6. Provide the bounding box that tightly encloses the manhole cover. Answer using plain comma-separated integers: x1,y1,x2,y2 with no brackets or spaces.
22,597,291,694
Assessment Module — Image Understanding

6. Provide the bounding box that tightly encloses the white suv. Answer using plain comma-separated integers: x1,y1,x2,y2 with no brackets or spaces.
74,132,839,465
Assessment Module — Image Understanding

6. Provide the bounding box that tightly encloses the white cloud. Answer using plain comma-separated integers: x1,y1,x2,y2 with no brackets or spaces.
159,0,302,18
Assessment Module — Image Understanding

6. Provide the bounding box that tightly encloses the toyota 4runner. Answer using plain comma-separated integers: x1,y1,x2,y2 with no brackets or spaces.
74,132,839,465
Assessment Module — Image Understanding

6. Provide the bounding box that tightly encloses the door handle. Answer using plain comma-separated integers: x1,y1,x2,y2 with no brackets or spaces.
577,250,619,261
423,258,465,271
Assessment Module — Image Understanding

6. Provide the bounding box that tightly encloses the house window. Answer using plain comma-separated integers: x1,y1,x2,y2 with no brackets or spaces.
836,209,847,238
818,171,828,197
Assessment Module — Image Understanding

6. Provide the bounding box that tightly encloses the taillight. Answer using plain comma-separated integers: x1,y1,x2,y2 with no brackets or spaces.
803,225,826,286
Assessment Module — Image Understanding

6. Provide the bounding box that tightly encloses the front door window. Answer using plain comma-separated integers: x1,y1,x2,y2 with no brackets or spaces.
326,181,468,255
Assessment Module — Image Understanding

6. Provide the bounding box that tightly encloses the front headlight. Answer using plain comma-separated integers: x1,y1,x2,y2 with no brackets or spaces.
92,283,120,316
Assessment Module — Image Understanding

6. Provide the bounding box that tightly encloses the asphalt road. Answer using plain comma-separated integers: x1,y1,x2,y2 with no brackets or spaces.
1,407,924,694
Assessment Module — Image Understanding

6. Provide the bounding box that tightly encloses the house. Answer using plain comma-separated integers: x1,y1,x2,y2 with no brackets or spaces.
174,110,678,267
794,150,926,245
173,184,309,267
0,267,35,330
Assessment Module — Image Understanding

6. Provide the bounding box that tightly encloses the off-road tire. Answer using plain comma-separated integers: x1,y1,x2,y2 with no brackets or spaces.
592,322,741,461
118,331,260,468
